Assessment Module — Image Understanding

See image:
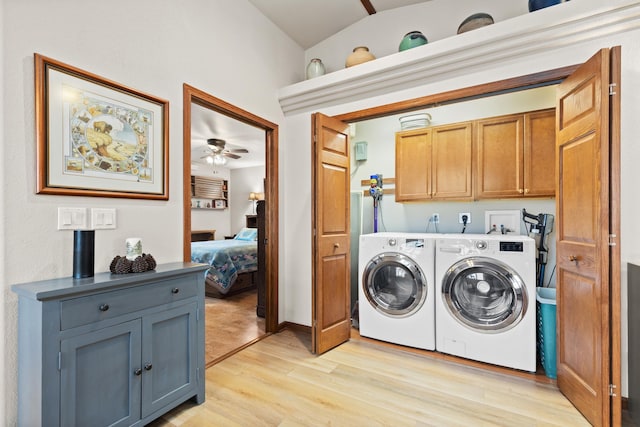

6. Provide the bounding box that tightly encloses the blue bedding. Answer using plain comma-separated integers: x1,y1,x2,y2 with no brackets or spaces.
191,239,258,294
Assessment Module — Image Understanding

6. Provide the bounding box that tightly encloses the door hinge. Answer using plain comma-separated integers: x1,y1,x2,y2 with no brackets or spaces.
609,234,617,246
609,83,617,95
609,383,617,396
58,352,62,371
196,308,200,321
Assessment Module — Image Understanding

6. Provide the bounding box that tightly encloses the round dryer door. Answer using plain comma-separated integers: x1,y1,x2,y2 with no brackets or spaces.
362,252,427,317
441,257,528,333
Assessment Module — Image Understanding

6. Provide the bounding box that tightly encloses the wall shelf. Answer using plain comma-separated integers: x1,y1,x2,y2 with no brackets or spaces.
277,0,640,115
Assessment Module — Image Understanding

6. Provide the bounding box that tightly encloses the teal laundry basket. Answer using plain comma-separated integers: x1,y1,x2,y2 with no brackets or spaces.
536,287,557,379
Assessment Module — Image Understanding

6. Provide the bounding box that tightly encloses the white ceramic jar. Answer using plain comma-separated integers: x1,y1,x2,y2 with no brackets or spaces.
306,58,326,79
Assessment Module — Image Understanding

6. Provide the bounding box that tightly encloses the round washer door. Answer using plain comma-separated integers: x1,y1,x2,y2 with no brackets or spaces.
362,252,427,317
441,257,528,333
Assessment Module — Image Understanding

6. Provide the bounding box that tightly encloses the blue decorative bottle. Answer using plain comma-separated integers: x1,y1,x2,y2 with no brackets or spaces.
529,0,569,12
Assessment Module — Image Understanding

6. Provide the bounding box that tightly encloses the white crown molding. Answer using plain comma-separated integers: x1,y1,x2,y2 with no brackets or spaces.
278,0,640,115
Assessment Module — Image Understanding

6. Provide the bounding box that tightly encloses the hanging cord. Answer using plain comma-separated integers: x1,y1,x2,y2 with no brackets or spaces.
461,215,468,233
376,199,387,232
426,215,439,233
545,265,557,288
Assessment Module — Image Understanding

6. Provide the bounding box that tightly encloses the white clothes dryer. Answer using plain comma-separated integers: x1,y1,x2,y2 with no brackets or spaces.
358,232,436,350
435,234,536,371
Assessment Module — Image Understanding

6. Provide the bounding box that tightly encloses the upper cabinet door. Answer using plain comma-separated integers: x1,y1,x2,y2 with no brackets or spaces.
431,122,473,200
524,109,556,197
475,114,524,198
395,128,432,201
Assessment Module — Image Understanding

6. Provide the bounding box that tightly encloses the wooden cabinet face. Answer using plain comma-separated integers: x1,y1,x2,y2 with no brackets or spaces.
524,109,556,196
431,122,473,199
476,109,556,199
476,114,524,198
395,128,432,201
395,123,473,202
395,109,555,202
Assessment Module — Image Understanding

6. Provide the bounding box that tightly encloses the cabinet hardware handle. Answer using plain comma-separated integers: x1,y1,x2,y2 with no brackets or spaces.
524,188,530,194
569,255,579,263
99,304,110,312
134,368,142,376
518,188,524,194
333,243,340,249
144,363,153,371
171,288,180,294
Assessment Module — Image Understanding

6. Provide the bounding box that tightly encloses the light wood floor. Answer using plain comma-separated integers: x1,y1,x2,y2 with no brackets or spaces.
149,328,593,426
204,289,265,365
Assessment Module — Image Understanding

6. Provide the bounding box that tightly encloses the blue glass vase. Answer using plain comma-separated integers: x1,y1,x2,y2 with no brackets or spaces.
528,0,569,12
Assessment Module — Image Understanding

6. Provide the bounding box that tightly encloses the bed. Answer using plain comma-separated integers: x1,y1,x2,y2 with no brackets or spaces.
191,228,259,298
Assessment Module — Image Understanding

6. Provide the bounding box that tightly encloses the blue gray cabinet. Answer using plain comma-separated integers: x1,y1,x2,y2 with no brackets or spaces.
12,262,209,427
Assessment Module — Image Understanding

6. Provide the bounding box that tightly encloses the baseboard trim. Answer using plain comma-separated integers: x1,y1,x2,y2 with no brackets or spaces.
280,321,311,334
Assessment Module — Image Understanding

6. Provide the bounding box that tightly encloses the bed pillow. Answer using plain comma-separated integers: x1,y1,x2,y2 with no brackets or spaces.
234,227,257,241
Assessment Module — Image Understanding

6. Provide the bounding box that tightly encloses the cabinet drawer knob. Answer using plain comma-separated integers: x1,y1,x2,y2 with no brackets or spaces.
518,188,524,194
524,188,530,194
134,368,142,376
144,363,153,371
98,304,110,312
171,288,180,294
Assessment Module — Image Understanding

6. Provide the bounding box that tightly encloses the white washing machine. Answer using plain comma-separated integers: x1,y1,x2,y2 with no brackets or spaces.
358,232,436,350
435,234,537,372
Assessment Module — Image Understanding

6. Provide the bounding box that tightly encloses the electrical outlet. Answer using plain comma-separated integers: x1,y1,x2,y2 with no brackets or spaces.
432,213,440,223
458,212,471,224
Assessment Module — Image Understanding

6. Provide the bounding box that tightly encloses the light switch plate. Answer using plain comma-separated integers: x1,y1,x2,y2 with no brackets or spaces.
58,207,88,230
91,208,117,229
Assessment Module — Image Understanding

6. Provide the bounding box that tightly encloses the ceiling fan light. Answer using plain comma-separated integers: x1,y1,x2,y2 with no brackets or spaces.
213,154,227,165
205,155,214,164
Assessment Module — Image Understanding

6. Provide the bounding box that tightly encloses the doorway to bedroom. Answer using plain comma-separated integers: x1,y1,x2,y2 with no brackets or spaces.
183,84,279,366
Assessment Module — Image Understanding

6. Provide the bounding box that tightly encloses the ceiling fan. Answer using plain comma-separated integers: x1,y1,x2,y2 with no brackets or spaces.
200,138,249,165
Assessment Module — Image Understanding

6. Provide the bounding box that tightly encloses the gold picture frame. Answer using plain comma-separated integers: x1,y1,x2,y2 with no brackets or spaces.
35,53,169,199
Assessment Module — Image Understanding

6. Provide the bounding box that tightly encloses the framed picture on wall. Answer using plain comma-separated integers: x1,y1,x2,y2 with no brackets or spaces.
214,199,226,209
34,53,169,199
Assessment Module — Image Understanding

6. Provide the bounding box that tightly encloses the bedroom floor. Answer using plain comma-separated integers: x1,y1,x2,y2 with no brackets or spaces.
204,288,266,365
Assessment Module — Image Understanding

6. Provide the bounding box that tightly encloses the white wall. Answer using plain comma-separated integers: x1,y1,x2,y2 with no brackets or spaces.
1,0,302,423
282,0,640,398
230,165,266,234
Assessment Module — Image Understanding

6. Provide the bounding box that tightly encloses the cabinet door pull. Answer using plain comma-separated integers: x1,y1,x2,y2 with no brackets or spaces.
99,304,110,312
171,288,180,294
144,363,153,371
134,368,142,376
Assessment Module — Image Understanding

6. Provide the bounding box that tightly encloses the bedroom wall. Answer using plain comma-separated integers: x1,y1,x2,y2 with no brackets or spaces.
230,165,266,235
191,167,232,238
0,0,302,423
281,0,640,397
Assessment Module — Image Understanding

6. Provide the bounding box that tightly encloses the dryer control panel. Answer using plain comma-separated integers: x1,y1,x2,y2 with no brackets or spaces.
499,241,524,252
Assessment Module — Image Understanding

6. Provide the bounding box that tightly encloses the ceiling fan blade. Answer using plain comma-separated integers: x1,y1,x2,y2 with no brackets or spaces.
229,148,249,153
223,152,241,159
